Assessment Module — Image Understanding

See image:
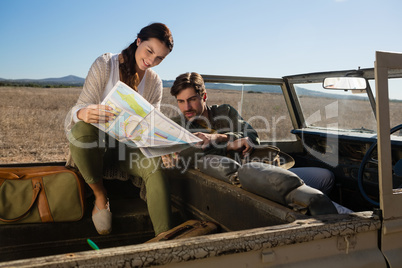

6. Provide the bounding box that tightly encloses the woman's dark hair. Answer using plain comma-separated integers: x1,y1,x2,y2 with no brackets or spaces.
170,72,206,97
120,23,173,89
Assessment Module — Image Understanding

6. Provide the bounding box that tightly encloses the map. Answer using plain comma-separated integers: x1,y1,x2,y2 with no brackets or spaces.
93,81,201,157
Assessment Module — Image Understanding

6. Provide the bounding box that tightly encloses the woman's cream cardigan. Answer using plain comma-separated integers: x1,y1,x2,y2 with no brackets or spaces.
64,53,164,200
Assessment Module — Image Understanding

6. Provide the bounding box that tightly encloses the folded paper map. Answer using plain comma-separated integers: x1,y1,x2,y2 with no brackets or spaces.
92,81,201,157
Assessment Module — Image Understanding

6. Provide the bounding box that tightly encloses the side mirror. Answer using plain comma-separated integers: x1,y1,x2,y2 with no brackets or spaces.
323,77,367,90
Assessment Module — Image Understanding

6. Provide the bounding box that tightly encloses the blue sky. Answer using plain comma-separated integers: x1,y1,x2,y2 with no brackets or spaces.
1,0,401,81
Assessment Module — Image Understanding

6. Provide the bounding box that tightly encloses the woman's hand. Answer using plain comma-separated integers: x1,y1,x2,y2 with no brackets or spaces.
77,104,115,124
226,137,253,156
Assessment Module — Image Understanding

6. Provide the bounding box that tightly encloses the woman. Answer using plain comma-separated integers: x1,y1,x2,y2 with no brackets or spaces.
65,23,174,236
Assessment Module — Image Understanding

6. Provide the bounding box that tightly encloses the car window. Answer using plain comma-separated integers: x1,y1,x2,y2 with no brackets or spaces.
368,78,402,136
294,82,377,134
161,83,296,142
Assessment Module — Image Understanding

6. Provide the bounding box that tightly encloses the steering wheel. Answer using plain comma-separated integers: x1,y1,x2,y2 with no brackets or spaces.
358,124,402,206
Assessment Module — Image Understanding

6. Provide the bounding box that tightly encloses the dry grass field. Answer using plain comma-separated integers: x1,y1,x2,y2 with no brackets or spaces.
0,87,81,163
0,87,293,164
1,86,400,164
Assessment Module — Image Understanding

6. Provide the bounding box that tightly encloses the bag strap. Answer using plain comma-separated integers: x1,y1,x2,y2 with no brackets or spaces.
0,182,41,222
0,166,68,180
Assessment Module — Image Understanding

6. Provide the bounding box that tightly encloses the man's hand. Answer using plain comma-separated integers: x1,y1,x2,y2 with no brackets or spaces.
161,153,178,168
77,104,115,124
226,137,253,156
194,132,228,150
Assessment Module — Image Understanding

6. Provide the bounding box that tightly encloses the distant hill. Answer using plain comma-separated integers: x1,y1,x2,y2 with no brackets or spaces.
162,80,282,93
164,80,374,101
0,75,85,87
40,75,85,84
1,76,281,92
0,75,377,101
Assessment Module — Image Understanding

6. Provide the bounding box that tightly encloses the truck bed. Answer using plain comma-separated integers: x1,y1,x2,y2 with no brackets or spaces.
0,166,384,267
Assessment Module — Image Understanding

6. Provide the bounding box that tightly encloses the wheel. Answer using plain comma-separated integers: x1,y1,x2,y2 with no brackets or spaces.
357,124,402,206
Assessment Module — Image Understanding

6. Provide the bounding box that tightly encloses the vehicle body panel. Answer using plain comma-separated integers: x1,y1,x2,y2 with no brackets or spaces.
375,51,402,267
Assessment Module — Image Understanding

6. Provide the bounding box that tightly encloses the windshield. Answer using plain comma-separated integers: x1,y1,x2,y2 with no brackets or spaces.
369,78,402,132
294,78,402,135
162,82,296,142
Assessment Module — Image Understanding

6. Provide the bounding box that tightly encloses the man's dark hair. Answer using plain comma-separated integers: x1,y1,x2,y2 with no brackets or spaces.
170,72,206,97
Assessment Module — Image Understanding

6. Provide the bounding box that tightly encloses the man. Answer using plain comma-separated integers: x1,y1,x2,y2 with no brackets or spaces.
164,72,354,214
168,72,259,161
163,72,338,199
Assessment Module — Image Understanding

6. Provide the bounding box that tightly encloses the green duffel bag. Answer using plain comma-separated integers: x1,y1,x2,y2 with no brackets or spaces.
0,166,85,224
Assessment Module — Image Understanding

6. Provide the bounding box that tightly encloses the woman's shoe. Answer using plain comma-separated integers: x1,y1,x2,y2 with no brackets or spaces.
92,199,112,235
